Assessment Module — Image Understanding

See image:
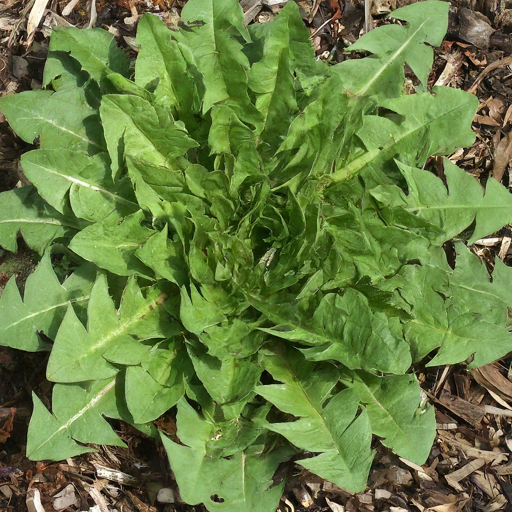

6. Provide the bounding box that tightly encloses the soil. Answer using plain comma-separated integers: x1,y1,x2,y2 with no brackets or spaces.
2,1,512,511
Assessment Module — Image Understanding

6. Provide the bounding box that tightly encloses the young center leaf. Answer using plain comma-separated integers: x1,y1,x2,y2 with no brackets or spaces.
174,0,260,125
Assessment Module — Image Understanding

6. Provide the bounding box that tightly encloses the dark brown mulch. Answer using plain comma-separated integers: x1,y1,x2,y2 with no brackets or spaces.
3,1,512,511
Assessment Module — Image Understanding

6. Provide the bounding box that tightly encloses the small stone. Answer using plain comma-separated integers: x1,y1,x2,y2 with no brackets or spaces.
458,8,495,49
156,488,175,504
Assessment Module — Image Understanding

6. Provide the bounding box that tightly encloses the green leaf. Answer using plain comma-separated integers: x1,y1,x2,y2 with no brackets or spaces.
125,341,185,423
384,263,512,368
0,187,79,253
161,398,287,512
208,105,262,191
21,149,138,219
339,0,449,98
175,0,261,125
69,210,154,277
333,88,478,181
200,319,267,360
0,253,94,351
136,225,188,286
0,0,501,503
135,14,200,113
373,159,512,244
450,243,512,325
252,289,411,374
180,284,226,335
342,371,436,464
0,88,105,154
100,94,198,179
27,378,125,461
274,73,357,186
49,27,130,89
248,2,299,146
46,274,174,382
188,348,262,416
256,348,374,493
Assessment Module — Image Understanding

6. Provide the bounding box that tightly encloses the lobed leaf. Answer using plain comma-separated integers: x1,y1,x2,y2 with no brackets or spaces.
21,149,138,220
69,210,155,277
333,88,478,181
100,94,198,179
175,0,261,125
0,88,105,154
161,398,288,512
339,0,449,98
0,254,95,351
372,159,512,244
343,371,436,464
252,289,411,374
135,14,200,114
256,349,374,493
0,187,80,253
48,27,130,90
46,274,177,382
27,378,125,460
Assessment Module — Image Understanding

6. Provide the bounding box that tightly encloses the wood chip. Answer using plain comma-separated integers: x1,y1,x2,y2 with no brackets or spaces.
62,0,80,16
438,390,485,427
437,430,508,464
93,464,138,486
470,471,501,498
26,488,45,512
399,457,433,481
484,405,512,417
445,459,486,491
434,51,463,87
499,236,512,260
473,237,502,246
26,0,50,45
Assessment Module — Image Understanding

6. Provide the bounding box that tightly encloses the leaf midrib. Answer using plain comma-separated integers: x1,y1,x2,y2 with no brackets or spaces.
3,294,90,330
28,162,137,208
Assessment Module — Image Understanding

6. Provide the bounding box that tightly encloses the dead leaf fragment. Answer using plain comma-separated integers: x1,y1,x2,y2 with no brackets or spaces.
470,470,501,498
492,132,512,183
53,484,78,511
426,497,470,512
472,365,512,402
326,497,345,512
